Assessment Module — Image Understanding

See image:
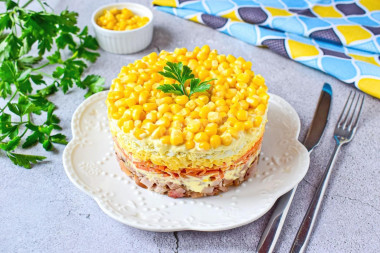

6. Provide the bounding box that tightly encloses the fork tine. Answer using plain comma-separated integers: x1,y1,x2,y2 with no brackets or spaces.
348,93,365,131
337,91,353,128
345,92,360,128
342,92,358,129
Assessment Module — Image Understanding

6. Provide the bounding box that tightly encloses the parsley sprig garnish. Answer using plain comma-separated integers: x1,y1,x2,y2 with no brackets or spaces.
157,62,214,99
0,0,105,168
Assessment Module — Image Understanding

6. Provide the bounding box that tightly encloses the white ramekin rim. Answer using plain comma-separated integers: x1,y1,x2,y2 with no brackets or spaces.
91,2,154,34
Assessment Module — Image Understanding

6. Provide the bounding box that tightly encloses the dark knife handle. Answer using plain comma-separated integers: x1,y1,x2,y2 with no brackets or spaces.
256,187,297,253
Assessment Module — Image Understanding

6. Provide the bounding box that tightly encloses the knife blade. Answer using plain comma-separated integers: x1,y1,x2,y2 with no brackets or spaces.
256,83,332,253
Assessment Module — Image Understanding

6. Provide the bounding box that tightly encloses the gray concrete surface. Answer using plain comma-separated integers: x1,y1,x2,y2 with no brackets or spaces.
1,1,379,252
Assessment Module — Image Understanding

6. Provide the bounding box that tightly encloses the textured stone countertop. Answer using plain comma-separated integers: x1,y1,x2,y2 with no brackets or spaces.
1,1,379,252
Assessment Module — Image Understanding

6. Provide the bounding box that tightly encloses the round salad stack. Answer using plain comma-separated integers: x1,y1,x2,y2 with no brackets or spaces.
106,45,269,198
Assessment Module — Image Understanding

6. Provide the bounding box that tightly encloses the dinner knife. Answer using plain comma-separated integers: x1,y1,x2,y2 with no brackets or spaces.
256,83,332,253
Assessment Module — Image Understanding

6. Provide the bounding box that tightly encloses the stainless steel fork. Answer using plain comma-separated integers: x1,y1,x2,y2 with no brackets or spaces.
290,91,365,253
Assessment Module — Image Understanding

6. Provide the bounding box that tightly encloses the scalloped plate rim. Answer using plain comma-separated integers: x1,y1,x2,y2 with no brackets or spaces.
63,91,309,232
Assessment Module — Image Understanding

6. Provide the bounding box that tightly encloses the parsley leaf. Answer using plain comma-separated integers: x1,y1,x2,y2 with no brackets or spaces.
81,74,105,98
6,152,46,169
156,84,183,96
157,61,214,99
189,78,214,97
0,0,104,169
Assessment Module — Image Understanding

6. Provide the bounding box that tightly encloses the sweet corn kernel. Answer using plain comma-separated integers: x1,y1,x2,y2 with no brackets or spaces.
205,123,218,136
108,91,124,100
206,101,216,111
208,112,221,124
151,125,166,139
117,118,126,128
256,104,266,115
139,91,149,104
122,120,134,133
260,93,270,104
244,120,253,130
189,111,199,119
226,54,236,63
156,116,171,128
239,100,249,110
184,131,194,140
146,111,157,122
170,129,184,146
197,51,208,61
221,133,232,146
178,108,191,116
227,128,239,138
170,104,182,114
199,107,210,119
158,104,170,114
158,97,173,105
185,140,195,149
200,118,208,128
142,122,156,135
254,115,263,127
160,135,171,145
227,116,238,125
199,141,210,150
198,95,209,104
185,100,196,110
194,132,209,143
173,115,184,122
243,61,252,70
216,105,229,113
114,98,127,108
175,95,189,105
237,110,248,121
132,106,144,120
187,119,201,133
143,103,157,112
134,120,142,128
125,98,137,107
246,96,260,107
215,99,226,106
210,135,221,148
163,112,174,121
171,120,183,129
134,128,147,140
234,121,245,131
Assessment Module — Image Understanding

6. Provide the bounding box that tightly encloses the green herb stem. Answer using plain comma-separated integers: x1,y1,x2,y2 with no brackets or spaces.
32,62,51,71
22,0,34,8
0,91,17,114
19,128,28,138
37,0,47,12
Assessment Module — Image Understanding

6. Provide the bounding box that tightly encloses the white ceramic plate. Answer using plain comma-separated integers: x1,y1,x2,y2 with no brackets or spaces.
63,91,309,232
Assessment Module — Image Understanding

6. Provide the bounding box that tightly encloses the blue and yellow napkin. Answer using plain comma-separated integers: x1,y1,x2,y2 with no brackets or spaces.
153,0,380,99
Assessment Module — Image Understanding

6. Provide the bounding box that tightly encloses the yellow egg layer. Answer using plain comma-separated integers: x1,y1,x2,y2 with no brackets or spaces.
110,113,266,170
97,8,149,31
106,45,269,153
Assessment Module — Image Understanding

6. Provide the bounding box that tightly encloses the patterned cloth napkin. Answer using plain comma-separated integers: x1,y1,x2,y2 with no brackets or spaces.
153,0,380,99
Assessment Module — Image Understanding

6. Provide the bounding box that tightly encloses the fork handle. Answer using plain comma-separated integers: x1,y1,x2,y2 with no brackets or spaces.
290,143,342,253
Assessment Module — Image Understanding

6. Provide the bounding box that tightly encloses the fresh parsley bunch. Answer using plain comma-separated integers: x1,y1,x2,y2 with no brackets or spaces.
157,61,214,99
0,0,105,168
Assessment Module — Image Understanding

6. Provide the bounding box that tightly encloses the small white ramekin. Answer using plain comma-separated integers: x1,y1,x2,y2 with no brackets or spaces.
91,3,154,54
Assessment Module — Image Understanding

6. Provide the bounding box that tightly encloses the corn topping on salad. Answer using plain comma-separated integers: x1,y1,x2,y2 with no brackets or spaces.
106,45,269,198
